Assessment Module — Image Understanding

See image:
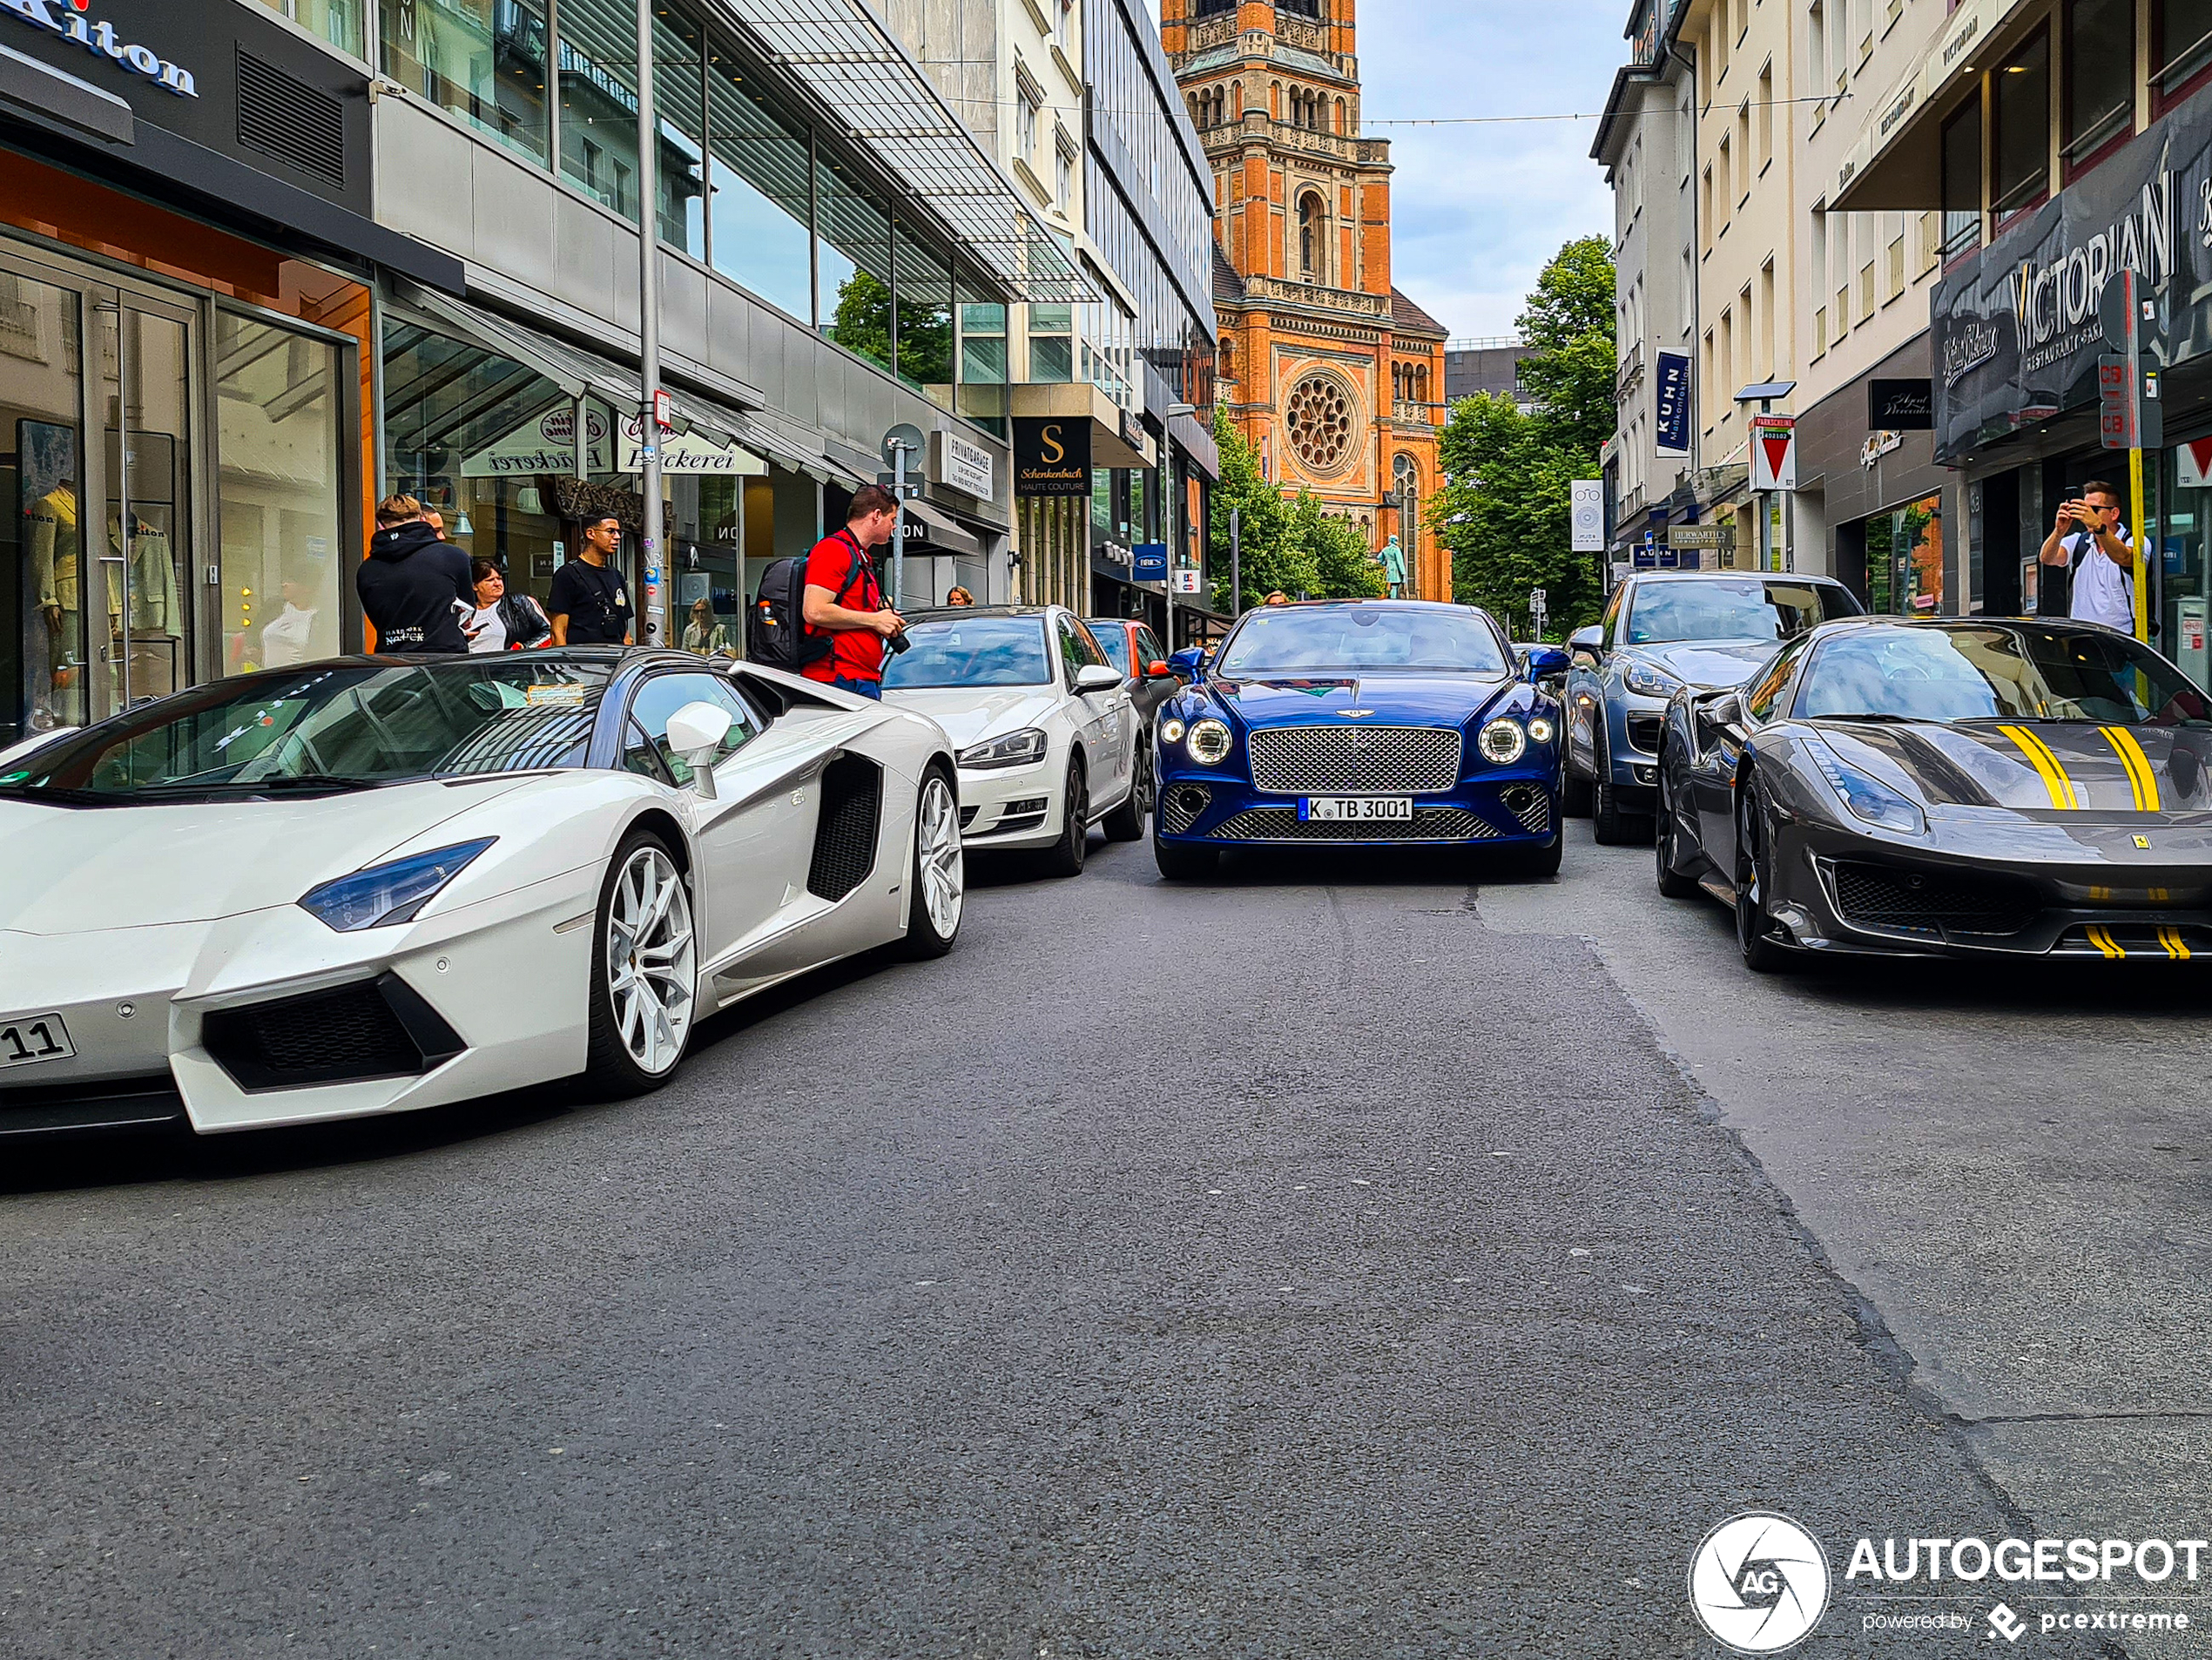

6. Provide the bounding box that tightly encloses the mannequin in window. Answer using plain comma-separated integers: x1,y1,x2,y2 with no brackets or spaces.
24,482,80,725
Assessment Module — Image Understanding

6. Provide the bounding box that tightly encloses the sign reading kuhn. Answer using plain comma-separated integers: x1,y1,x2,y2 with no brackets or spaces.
1928,82,2212,461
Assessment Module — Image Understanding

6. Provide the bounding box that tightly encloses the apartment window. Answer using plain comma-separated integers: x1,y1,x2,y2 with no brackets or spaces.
1940,91,1984,260
1993,28,2051,222
1055,132,1076,213
2157,0,2212,108
1758,265,1774,379
1029,303,1073,383
1809,3,1827,110
1737,102,1752,199
960,302,1008,387
1918,210,1941,275
1017,76,1042,165
1702,164,1716,248
1810,208,1828,357
1702,328,1716,427
2064,0,2136,178
1720,307,1735,412
1858,257,1875,323
1885,222,1905,301
1717,138,1732,222
382,0,550,168
1757,64,1774,167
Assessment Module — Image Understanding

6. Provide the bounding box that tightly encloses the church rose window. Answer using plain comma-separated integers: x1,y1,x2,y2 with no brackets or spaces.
1285,375,1353,471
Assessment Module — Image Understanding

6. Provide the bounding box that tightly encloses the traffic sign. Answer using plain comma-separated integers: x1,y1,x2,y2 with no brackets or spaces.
1750,415,1797,491
1171,569,1203,595
874,473,923,499
880,423,927,469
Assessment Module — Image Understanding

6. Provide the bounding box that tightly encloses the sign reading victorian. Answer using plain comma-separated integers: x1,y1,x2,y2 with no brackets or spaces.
1929,89,2212,461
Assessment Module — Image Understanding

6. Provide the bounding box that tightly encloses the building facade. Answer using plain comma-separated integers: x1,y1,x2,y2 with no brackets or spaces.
1829,0,2212,678
1594,0,1697,570
1443,338,1534,412
0,0,1076,746
1160,0,1449,601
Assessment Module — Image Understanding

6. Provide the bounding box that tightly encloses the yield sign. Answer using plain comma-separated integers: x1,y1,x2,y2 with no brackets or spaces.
1750,414,1797,491
2180,435,2212,489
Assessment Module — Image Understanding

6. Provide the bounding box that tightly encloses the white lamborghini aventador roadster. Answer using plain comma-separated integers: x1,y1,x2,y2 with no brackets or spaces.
0,650,964,1137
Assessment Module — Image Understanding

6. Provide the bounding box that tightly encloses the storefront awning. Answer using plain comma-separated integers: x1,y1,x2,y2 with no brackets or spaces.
902,498,983,557
404,286,751,446
713,0,1096,305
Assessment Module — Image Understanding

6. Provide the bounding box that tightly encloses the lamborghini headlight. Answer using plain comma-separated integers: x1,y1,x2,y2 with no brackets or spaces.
1622,660,1684,699
957,728,1049,770
299,838,497,932
1187,719,1233,765
1478,718,1527,766
1812,745,1926,835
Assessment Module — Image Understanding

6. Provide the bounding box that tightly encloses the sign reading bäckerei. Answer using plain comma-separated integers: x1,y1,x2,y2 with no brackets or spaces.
2,0,196,97
1930,91,2212,462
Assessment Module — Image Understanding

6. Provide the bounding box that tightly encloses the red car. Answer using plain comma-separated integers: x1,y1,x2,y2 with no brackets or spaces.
1082,617,1182,730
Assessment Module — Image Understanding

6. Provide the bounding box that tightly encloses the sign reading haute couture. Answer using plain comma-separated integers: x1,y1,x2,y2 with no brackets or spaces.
1929,95,2212,462
1,0,196,96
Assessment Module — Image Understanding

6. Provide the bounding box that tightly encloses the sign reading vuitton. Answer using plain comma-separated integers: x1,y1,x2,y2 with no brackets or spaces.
1,0,197,96
1932,98,2212,462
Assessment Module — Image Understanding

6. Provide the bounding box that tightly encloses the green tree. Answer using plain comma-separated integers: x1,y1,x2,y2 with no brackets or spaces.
1208,407,1383,611
1438,237,1617,637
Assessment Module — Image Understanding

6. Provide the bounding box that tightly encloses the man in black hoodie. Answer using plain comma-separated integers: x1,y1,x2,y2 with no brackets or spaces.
358,495,474,653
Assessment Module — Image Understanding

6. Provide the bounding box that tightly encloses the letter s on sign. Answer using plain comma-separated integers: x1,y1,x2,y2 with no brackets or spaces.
1041,423,1063,465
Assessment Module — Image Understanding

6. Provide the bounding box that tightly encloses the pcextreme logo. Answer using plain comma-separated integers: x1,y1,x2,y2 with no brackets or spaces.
1688,1513,1832,1654
0,0,198,98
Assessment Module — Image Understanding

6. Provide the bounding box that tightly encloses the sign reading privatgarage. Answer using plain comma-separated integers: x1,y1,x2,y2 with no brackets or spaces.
1929,80,2212,462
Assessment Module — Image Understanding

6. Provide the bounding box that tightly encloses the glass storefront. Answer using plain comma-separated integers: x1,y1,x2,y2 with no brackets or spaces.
1862,494,1946,615
1,163,369,744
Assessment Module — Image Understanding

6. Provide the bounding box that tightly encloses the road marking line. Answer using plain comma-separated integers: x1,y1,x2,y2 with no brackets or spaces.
1999,725,2080,810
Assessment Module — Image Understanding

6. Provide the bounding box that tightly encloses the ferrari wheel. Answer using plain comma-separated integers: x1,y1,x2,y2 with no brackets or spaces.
582,832,698,1097
1654,759,1698,899
1734,786,1790,974
896,767,964,960
1040,759,1089,877
1101,745,1148,842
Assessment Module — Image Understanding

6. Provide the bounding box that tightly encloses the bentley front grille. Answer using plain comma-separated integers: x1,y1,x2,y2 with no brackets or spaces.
1830,861,2040,937
1501,786,1550,837
1161,784,1211,835
1247,726,1463,794
1211,806,1496,843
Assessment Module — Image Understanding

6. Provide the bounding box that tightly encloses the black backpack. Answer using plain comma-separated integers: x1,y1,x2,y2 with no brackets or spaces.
747,536,869,671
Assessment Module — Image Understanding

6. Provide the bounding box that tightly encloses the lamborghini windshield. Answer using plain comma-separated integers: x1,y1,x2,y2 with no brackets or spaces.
1216,606,1510,676
0,658,617,801
1797,624,2212,726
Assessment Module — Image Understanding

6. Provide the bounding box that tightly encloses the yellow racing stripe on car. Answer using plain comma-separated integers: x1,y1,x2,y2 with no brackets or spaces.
2101,725,2162,812
1998,725,2080,810
2160,927,2193,962
2087,925,2126,960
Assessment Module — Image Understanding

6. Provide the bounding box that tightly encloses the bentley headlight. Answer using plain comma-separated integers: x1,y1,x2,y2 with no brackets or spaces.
1525,714,1556,746
1623,660,1683,699
1159,716,1187,745
1813,746,1926,835
1187,719,1233,766
299,839,497,932
1478,718,1527,766
957,728,1049,770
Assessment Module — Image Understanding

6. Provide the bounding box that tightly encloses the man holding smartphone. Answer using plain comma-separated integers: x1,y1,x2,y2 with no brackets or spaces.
2038,480,2135,633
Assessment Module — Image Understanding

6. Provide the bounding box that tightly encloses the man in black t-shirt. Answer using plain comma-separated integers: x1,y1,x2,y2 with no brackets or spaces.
549,514,634,645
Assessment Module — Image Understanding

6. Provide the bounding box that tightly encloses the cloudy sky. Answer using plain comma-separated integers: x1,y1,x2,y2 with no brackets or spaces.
1134,0,1626,341
1359,0,1625,339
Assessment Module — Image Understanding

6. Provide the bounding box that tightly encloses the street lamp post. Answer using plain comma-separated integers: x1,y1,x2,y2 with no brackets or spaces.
636,0,664,644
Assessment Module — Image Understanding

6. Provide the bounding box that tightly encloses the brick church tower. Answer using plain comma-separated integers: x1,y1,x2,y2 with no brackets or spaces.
1161,0,1449,601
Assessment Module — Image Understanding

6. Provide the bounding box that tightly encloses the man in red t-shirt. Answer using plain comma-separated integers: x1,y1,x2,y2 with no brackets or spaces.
800,485,906,698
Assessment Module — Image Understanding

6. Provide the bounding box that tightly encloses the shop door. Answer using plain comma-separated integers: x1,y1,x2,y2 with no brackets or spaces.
0,249,200,739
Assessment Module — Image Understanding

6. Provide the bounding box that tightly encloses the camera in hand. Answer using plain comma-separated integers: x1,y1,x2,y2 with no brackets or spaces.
884,628,913,656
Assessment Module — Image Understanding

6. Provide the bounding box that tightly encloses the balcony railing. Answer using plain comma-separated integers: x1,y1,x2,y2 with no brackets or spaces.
1240,275,1391,317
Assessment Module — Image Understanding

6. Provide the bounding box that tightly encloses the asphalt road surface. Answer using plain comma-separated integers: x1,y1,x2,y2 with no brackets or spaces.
3,820,2185,1658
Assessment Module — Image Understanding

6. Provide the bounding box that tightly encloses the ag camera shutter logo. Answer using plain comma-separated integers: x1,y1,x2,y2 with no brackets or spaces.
1688,1512,1831,1653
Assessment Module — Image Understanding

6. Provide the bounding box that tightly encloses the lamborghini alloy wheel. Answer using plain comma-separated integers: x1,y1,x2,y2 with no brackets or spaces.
899,768,965,959
583,833,698,1095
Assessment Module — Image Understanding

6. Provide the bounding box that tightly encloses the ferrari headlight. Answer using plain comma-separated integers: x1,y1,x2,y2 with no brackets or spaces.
299,838,497,933
1525,714,1556,746
1478,718,1527,766
1813,746,1926,836
1623,660,1683,699
1159,716,1187,745
1187,719,1233,766
957,728,1049,770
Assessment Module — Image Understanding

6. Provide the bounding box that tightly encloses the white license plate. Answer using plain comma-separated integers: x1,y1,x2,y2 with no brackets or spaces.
0,1011,74,1070
1299,797,1414,822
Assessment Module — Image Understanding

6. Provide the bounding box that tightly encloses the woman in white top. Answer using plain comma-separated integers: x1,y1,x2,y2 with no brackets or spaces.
458,558,551,653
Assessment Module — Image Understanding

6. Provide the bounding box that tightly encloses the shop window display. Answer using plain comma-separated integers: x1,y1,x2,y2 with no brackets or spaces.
1863,496,1946,615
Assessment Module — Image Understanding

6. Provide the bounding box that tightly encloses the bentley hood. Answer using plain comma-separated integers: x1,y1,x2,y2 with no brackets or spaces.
1817,719,2212,814
1205,673,1514,728
884,686,1061,752
1625,639,1779,690
0,777,531,934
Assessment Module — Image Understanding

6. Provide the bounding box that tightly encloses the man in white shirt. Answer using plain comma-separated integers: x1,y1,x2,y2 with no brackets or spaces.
2038,479,2136,633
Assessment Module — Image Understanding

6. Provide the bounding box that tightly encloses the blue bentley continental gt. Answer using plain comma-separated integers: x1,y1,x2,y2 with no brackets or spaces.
1151,599,1570,879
